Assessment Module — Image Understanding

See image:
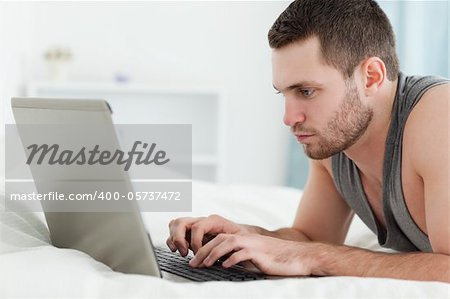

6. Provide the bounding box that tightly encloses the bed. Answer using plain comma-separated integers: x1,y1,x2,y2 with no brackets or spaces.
1,181,448,298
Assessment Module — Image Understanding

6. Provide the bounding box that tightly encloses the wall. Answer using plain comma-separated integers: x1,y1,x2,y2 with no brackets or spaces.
1,1,291,186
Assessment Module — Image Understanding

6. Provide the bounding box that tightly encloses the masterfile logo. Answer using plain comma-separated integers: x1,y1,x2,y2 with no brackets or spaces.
5,124,193,212
26,141,170,171
7,124,191,180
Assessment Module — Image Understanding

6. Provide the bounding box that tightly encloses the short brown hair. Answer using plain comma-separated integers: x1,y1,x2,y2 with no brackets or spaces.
268,0,399,81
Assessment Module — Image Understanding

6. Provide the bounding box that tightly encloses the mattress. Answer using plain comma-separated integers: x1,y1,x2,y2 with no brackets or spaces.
1,181,448,298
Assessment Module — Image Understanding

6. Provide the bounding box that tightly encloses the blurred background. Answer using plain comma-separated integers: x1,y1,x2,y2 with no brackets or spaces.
0,1,448,189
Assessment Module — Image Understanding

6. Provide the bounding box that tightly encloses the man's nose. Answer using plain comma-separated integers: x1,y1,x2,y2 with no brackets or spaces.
283,99,306,127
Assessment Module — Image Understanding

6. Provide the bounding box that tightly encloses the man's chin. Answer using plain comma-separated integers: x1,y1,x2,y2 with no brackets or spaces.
303,145,336,160
305,152,330,160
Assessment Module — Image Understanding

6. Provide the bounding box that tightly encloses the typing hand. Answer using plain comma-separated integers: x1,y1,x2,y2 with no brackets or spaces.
188,233,316,276
166,214,252,256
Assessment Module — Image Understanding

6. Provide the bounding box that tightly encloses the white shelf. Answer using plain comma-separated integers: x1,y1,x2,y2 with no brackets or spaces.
26,81,227,182
27,81,220,97
192,155,218,165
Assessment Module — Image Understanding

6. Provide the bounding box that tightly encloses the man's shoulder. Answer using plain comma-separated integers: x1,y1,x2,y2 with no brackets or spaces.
406,82,448,130
403,82,449,173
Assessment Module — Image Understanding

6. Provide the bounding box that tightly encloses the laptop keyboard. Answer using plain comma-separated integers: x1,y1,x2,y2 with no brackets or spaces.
155,247,267,281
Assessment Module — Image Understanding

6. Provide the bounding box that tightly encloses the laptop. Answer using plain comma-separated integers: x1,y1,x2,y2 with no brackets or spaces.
10,97,267,282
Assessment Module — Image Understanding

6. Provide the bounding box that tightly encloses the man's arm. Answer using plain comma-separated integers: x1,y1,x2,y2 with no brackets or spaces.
189,231,450,282
406,83,450,255
313,244,450,282
167,158,353,254
251,158,354,243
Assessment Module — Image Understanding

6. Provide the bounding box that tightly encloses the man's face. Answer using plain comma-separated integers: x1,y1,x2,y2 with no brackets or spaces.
272,37,373,159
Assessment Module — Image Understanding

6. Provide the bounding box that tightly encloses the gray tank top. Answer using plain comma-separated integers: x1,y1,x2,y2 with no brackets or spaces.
332,72,448,252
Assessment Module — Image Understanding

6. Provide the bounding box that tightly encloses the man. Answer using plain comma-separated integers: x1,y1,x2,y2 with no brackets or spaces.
167,0,450,282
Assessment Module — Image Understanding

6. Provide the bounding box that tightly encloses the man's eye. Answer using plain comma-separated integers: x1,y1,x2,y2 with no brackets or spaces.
298,88,315,97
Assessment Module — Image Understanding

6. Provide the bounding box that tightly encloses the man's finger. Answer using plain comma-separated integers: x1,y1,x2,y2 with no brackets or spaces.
222,248,252,268
166,237,177,252
190,234,237,267
169,217,196,256
190,219,218,253
190,234,224,267
190,217,235,253
202,235,241,267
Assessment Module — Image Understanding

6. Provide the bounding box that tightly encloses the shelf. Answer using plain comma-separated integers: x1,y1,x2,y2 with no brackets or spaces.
26,81,227,183
27,81,220,97
192,155,218,165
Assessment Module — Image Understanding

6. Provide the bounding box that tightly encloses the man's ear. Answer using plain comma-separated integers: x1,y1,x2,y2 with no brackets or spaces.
360,57,386,97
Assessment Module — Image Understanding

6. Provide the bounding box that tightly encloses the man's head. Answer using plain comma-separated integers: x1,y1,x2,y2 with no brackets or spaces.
269,0,398,159
269,0,399,81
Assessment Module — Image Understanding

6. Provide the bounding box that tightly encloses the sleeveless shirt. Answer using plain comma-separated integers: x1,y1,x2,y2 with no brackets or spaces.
331,72,448,252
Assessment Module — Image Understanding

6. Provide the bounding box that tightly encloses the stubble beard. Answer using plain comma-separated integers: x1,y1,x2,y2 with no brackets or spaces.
300,79,374,160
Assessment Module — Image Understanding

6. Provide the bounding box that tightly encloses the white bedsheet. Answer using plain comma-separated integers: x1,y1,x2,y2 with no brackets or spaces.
1,181,448,298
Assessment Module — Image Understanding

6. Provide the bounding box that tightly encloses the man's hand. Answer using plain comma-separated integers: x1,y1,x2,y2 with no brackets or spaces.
189,234,316,276
166,214,253,256
188,233,450,281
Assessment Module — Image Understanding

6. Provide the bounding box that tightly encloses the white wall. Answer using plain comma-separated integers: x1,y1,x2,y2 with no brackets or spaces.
1,1,291,186
0,2,35,186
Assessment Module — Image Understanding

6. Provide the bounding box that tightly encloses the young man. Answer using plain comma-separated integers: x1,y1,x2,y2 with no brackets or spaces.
167,0,450,282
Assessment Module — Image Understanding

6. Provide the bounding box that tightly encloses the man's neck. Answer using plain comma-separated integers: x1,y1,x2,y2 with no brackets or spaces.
343,77,399,181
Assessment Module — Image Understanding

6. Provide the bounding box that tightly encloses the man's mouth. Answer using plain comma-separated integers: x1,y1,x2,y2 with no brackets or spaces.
295,134,315,143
